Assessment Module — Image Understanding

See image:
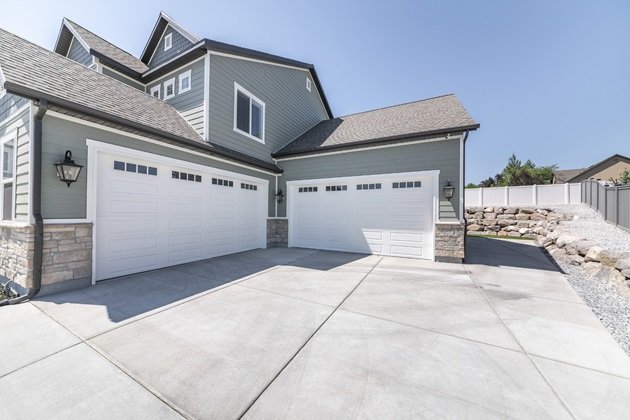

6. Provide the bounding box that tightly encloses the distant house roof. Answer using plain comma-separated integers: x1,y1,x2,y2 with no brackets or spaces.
556,154,630,183
0,28,281,173
55,18,149,77
273,94,479,158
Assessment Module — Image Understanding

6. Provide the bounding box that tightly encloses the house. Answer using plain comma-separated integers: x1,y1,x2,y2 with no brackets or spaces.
0,12,478,298
554,154,630,184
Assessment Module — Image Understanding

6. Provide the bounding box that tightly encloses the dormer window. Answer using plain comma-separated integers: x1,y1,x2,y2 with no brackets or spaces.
233,83,265,143
164,33,173,51
306,78,311,92
163,78,175,100
150,85,161,99
179,70,191,94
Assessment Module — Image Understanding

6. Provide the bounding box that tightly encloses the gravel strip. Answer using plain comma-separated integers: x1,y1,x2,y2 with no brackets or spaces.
550,204,630,356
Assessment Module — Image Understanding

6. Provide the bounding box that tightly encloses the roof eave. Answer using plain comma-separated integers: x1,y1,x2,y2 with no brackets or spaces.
90,50,144,80
272,124,479,159
4,82,282,174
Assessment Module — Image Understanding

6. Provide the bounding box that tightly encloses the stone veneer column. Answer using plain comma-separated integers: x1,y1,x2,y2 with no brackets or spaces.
434,222,466,263
0,224,35,290
267,219,288,248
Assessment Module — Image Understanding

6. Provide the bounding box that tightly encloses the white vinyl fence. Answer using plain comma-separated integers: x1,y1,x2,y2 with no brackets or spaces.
465,183,581,207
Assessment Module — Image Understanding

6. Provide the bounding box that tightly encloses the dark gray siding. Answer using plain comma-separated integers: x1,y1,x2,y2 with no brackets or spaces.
146,58,205,136
41,115,276,219
0,93,28,122
67,37,92,67
0,98,30,220
208,54,328,163
102,67,145,91
277,138,461,220
149,27,194,68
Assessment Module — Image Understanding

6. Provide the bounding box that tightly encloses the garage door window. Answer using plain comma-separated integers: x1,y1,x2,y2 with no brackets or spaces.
114,160,157,176
298,187,317,193
357,183,381,190
325,185,347,191
241,183,258,191
172,171,202,182
212,177,233,187
393,181,422,189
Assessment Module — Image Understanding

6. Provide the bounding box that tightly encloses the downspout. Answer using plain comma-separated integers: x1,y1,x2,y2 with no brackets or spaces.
0,99,47,305
462,130,469,261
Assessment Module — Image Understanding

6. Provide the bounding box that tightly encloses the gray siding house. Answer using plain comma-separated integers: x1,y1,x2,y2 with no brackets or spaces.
0,11,478,300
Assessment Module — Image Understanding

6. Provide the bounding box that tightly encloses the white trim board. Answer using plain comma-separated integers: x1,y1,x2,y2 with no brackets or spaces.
203,52,210,140
62,19,91,52
46,111,279,176
44,219,91,224
274,134,460,161
233,82,266,144
144,56,205,83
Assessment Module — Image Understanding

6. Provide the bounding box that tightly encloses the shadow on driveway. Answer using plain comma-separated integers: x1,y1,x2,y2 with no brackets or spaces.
34,248,367,324
465,236,562,272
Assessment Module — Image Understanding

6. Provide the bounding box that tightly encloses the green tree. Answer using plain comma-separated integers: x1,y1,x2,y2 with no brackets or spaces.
474,154,556,187
619,168,630,185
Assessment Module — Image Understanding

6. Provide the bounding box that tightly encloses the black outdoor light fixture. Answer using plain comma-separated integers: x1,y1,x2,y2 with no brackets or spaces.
443,179,455,201
275,189,285,203
54,150,83,187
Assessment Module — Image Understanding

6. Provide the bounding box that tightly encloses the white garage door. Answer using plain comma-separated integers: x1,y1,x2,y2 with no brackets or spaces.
93,147,267,281
288,172,436,259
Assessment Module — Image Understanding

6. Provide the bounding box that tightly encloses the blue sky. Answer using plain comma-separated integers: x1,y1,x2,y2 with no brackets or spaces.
1,0,629,182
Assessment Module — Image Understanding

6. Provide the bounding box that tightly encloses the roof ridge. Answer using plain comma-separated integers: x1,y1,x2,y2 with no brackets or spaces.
338,94,457,119
64,18,142,62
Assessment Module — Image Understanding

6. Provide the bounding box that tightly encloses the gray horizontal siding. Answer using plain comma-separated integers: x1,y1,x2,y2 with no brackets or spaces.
102,67,145,91
41,115,276,219
147,59,205,136
277,138,461,220
209,54,328,163
0,103,30,221
149,27,194,68
0,93,28,122
67,37,92,67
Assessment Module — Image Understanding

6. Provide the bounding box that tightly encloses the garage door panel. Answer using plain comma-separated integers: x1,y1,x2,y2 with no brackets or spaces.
94,150,266,281
290,174,434,260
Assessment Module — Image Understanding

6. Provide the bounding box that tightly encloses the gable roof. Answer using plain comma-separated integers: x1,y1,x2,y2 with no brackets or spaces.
273,94,479,158
553,168,585,184
563,154,630,183
140,11,200,64
55,18,149,77
0,27,281,173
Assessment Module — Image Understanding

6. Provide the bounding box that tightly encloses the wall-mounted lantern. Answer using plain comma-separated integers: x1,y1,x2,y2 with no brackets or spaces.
274,189,285,203
443,180,455,201
54,150,83,187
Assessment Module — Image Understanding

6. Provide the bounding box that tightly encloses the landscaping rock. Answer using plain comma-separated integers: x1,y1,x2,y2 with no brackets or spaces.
568,255,584,266
568,240,597,257
504,208,519,214
515,214,530,221
583,261,603,276
518,228,530,235
556,235,579,248
507,232,521,237
584,246,605,263
474,212,484,219
484,213,497,220
615,258,630,271
516,221,530,228
483,207,494,213
548,247,566,258
468,224,482,231
530,212,547,221
622,269,630,279
497,219,516,227
536,209,549,216
483,219,498,226
519,208,535,214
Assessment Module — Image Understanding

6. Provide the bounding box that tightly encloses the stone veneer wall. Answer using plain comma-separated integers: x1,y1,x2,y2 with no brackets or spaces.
267,219,288,247
0,223,92,296
435,222,465,262
0,224,34,289
465,207,569,238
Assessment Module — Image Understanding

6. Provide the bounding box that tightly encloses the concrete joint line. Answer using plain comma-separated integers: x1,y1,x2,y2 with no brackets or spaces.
462,264,578,420
237,256,385,419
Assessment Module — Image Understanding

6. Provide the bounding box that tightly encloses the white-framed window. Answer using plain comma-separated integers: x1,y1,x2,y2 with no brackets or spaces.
233,82,265,143
306,77,311,92
1,133,16,221
164,33,173,51
150,85,161,99
178,70,191,94
163,78,176,100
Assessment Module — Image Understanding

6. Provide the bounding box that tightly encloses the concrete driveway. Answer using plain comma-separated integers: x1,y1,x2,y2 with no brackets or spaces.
1,238,630,419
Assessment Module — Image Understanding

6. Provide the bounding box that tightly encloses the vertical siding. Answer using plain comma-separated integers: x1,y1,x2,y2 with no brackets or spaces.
276,138,462,220
102,67,145,91
41,115,276,219
0,98,30,221
67,37,93,67
148,27,194,68
146,59,205,137
208,54,328,163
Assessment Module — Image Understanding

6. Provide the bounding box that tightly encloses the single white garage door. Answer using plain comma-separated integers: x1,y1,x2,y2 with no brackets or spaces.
288,172,436,259
93,147,267,281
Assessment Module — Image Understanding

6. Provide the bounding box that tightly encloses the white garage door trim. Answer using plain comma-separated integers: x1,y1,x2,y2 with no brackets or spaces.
86,139,269,284
287,170,440,260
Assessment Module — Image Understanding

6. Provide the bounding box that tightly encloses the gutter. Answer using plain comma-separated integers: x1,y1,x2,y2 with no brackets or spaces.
0,99,47,305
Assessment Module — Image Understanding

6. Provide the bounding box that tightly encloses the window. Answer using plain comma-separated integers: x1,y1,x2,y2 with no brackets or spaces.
150,85,161,99
306,78,311,92
357,183,381,190
393,181,422,189
325,185,347,192
212,178,233,187
233,83,265,142
179,70,191,94
164,33,173,51
164,78,175,100
171,170,202,182
113,160,157,176
298,187,318,193
1,137,15,221
241,182,258,191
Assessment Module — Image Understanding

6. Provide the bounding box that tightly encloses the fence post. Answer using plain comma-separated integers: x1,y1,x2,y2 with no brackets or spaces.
532,184,538,206
616,186,620,226
504,186,509,206
565,183,570,204
479,187,483,207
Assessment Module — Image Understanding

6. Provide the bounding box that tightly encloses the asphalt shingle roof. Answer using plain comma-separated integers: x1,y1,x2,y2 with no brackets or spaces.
0,28,281,173
65,19,149,74
273,94,479,157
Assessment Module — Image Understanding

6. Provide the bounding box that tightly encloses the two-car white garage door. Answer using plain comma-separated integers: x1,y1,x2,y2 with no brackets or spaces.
287,172,437,260
92,144,267,281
